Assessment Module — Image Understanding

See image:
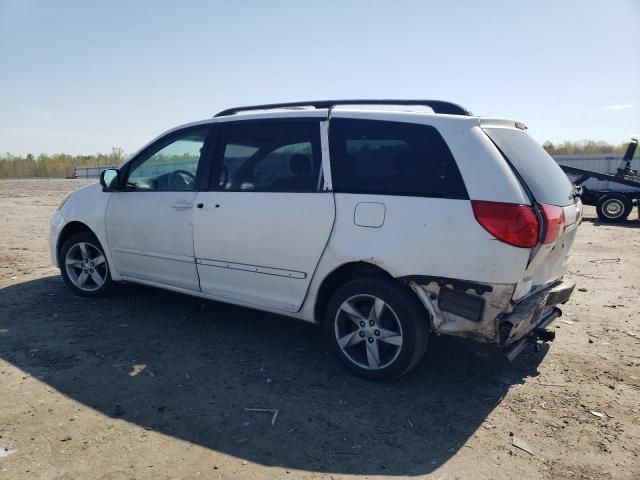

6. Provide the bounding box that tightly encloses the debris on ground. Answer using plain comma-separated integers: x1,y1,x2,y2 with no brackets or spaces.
532,381,567,387
244,408,279,427
0,447,16,458
129,364,146,377
589,258,620,264
511,436,535,456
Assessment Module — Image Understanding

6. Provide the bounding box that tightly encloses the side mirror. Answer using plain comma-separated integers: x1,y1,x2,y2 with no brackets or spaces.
100,168,120,191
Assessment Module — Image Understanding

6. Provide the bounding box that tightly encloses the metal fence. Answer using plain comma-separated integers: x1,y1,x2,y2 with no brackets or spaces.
74,165,119,179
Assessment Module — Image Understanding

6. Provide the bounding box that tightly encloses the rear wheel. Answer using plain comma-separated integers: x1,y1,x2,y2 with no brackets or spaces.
596,193,632,222
59,232,113,296
324,277,429,380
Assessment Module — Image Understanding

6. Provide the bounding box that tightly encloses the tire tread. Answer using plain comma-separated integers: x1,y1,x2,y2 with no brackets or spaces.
324,276,429,380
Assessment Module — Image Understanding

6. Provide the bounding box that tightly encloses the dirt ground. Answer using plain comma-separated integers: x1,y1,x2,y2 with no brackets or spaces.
0,178,639,480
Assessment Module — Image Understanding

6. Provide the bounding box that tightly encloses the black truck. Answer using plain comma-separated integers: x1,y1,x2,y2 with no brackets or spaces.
559,139,639,222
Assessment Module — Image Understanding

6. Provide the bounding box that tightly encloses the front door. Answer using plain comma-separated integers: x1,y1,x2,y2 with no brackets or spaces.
105,126,210,291
193,118,335,312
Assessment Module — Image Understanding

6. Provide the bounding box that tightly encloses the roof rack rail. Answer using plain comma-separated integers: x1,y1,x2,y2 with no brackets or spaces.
214,99,472,117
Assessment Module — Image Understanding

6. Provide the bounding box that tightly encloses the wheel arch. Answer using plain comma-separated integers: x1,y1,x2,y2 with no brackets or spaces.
313,261,430,326
56,221,98,264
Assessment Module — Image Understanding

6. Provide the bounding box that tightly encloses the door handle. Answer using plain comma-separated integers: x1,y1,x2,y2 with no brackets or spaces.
170,202,193,210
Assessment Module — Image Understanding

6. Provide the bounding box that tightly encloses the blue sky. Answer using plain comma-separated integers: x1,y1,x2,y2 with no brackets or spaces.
0,0,638,155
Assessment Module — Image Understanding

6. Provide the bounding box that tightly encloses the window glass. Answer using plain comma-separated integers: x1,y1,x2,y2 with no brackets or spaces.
214,121,321,192
127,128,208,191
483,127,574,207
253,142,314,190
329,118,467,198
221,144,259,181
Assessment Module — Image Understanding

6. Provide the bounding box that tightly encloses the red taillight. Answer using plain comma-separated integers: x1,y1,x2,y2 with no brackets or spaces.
541,203,565,244
472,201,539,248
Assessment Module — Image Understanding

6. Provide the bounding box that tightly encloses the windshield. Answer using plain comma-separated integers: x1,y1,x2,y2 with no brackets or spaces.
484,128,574,207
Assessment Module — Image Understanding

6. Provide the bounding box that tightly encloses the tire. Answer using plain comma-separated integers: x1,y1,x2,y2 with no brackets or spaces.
596,194,632,222
59,232,113,297
324,277,429,380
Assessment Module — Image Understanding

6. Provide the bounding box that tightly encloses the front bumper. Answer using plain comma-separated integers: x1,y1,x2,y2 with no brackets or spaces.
49,210,66,267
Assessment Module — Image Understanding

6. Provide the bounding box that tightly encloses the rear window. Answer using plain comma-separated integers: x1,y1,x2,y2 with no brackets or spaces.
484,128,574,207
329,118,468,198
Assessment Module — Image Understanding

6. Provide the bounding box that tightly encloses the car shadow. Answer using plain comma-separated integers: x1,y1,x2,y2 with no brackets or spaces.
0,276,548,476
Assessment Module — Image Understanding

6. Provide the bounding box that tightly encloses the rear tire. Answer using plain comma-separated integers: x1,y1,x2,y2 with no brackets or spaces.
324,277,429,380
596,193,632,222
59,232,113,297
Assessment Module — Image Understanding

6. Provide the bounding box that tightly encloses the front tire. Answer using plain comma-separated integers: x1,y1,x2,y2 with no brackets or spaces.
324,277,429,380
596,193,632,222
59,232,113,297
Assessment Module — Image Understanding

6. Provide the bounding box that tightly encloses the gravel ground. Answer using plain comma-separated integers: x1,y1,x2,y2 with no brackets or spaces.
0,178,639,480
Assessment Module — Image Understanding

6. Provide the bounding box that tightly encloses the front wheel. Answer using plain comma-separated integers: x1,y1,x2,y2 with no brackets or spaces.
59,232,113,296
596,193,632,222
324,277,429,380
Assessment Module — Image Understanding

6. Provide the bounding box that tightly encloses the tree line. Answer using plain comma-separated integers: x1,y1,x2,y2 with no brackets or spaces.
0,148,125,178
542,140,630,156
0,140,633,178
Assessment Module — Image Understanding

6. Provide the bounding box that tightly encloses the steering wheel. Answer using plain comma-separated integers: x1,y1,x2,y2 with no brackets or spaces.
169,170,196,189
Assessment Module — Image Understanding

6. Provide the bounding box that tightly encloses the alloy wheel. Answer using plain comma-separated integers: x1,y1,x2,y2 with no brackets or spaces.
334,294,403,370
64,242,108,292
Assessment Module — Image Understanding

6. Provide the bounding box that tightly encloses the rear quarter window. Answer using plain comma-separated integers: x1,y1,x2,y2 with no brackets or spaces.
329,118,468,198
484,128,574,207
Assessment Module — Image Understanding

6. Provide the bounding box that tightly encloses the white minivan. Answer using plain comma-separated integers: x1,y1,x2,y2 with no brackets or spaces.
50,100,581,379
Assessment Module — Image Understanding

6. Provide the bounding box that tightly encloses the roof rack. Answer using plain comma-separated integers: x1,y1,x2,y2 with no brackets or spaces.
214,99,472,117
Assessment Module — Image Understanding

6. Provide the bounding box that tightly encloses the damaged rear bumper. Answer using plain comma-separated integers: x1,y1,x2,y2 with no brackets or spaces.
502,307,561,361
499,280,575,360
403,275,575,358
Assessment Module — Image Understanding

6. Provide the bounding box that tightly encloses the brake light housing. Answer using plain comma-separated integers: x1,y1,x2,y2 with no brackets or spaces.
472,201,539,248
540,203,565,244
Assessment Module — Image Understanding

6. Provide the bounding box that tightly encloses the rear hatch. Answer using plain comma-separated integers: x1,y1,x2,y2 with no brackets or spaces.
482,125,582,300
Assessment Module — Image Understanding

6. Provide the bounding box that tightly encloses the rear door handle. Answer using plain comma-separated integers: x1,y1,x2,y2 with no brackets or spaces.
170,202,193,210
